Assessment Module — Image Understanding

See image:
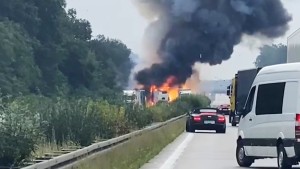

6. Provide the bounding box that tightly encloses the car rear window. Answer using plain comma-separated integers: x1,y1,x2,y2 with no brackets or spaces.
192,109,218,114
200,109,217,113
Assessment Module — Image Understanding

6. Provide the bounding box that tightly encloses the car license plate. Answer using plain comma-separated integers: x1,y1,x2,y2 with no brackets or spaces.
204,120,215,124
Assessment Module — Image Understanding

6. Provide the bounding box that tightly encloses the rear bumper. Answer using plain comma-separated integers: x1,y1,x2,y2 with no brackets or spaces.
192,123,226,130
220,110,230,115
294,142,300,159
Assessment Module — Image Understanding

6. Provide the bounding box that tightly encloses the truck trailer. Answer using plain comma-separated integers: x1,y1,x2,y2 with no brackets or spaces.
123,89,147,107
287,28,300,63
227,68,261,126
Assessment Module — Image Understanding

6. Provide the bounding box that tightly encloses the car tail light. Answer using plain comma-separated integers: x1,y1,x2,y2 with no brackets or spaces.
218,116,226,123
296,114,300,140
193,116,201,122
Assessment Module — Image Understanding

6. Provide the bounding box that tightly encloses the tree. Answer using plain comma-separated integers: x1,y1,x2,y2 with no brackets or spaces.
59,40,96,90
66,9,92,41
0,20,40,95
89,36,132,91
0,0,133,98
254,44,287,68
0,1,136,166
0,0,40,36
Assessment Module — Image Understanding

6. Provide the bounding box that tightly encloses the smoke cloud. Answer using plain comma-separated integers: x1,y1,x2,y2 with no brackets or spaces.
133,0,292,87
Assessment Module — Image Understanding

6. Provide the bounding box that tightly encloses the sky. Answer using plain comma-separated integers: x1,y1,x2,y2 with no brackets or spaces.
66,0,300,81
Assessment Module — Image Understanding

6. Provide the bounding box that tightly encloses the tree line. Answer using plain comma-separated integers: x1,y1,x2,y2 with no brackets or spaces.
255,43,287,68
0,0,137,166
0,0,133,99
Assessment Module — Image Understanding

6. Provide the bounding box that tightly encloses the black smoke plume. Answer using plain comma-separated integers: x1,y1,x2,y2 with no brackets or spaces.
134,0,292,87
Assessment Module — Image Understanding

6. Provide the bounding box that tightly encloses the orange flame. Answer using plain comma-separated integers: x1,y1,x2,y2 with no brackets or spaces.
148,76,191,105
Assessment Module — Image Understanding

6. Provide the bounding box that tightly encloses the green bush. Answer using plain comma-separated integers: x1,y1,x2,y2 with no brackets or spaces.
0,96,41,166
0,94,210,167
125,105,152,129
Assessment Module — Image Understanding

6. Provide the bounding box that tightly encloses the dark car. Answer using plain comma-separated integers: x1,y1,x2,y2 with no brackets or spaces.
218,104,231,115
186,108,226,133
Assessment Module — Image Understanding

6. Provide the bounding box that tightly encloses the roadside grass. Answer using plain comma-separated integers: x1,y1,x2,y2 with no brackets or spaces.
71,117,186,169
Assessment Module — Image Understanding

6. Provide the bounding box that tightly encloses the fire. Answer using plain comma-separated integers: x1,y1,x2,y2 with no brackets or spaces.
149,76,191,104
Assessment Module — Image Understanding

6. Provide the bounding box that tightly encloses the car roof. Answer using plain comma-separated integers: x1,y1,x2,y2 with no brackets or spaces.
258,62,300,76
219,104,230,107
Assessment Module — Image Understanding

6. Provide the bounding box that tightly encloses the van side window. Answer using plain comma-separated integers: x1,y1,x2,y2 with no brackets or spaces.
256,82,286,115
244,86,256,114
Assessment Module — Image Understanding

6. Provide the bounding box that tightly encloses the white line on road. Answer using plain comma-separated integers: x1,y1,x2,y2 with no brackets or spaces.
159,133,194,169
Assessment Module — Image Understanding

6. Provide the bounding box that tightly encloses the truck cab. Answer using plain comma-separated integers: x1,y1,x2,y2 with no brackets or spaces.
227,69,261,126
153,90,169,104
123,90,137,104
227,75,237,125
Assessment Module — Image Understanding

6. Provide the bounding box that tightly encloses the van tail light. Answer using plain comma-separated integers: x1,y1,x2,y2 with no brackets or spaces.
218,116,226,123
193,116,201,122
295,114,300,140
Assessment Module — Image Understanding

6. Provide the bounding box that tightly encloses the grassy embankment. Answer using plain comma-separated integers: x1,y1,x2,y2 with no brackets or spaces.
71,116,185,169
65,95,211,169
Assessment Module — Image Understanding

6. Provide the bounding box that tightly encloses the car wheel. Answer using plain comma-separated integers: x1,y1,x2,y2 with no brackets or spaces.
186,123,194,133
236,140,254,167
232,120,237,126
277,144,292,169
185,123,190,132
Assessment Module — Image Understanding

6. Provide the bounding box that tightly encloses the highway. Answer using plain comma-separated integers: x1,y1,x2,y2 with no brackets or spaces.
140,117,300,169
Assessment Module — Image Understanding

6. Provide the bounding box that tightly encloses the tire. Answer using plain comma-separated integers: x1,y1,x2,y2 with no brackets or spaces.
277,144,292,169
216,127,226,134
232,121,237,126
236,141,254,167
186,123,194,133
185,123,189,132
185,122,191,132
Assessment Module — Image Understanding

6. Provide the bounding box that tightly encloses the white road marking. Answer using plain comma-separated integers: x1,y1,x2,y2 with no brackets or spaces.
159,133,194,169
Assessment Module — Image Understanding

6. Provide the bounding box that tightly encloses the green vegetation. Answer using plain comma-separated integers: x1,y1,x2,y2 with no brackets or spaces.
255,44,287,68
0,0,132,97
0,0,211,167
70,115,186,169
0,0,132,166
0,95,210,166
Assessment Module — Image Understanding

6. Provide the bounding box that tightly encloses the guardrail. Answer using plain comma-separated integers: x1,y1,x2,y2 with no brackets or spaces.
22,115,186,169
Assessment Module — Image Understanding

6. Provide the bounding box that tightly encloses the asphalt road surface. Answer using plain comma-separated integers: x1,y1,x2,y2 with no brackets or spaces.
140,117,300,169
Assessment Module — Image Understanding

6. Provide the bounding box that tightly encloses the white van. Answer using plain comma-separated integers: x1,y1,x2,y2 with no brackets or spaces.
236,63,300,169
